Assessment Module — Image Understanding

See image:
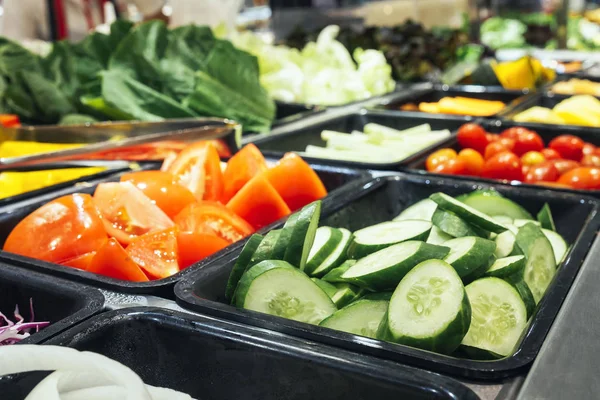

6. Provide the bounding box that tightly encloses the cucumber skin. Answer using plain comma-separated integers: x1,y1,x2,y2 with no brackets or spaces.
432,208,489,239
484,256,526,279
309,229,353,278
248,230,282,268
322,260,357,283
430,193,508,234
537,203,556,232
272,213,298,260
332,283,364,308
320,298,389,339
284,201,322,269
234,260,296,307
456,189,503,202
346,227,430,260
343,242,451,291
225,234,264,302
304,228,344,276
361,292,393,301
311,278,338,298
458,192,533,220
462,254,496,285
512,280,536,319
444,237,497,279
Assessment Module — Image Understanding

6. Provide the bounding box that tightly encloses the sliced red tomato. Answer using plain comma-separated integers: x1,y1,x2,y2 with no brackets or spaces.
126,227,180,280
3,194,107,263
120,171,196,219
164,142,224,201
87,238,149,282
0,114,21,128
93,182,174,245
177,231,230,269
60,251,98,271
264,153,327,211
174,201,254,243
227,175,291,230
222,144,268,203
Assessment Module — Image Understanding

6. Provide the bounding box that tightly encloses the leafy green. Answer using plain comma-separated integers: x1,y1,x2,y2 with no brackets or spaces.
480,17,527,50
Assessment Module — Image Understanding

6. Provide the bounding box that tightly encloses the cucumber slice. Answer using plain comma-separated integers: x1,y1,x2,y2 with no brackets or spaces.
457,192,533,220
342,241,450,291
514,219,540,228
484,255,526,279
430,193,508,233
248,230,282,266
494,230,522,258
383,259,471,354
283,201,322,269
493,215,514,226
347,220,432,259
516,223,557,304
462,255,496,284
443,237,497,279
393,199,438,222
432,208,488,238
461,277,528,357
427,225,453,245
271,213,298,260
320,297,389,339
542,229,568,264
311,228,353,277
331,283,364,308
304,227,343,275
311,278,338,298
537,203,556,232
512,280,536,319
236,260,337,324
456,189,503,202
322,260,356,283
225,234,264,302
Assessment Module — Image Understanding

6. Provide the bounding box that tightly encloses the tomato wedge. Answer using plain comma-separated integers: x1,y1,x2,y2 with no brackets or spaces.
61,251,98,271
120,171,196,219
227,175,291,230
3,194,107,263
209,139,232,158
93,182,174,245
87,238,149,282
264,153,327,211
222,144,268,202
126,227,180,280
174,201,254,243
177,231,230,269
163,142,224,201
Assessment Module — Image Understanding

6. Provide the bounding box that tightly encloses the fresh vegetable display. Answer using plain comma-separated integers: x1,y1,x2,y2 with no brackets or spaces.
425,123,600,190
2,143,327,282
399,97,506,116
552,79,600,97
0,300,48,345
226,191,568,358
302,123,451,164
513,95,600,127
231,25,395,105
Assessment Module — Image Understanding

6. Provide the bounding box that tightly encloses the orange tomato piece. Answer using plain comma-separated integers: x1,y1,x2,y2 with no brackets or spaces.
60,251,98,271
177,231,231,269
126,227,180,280
222,144,268,203
87,238,149,282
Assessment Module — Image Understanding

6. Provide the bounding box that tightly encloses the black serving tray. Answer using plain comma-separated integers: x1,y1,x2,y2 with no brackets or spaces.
273,101,326,127
251,109,470,170
175,173,600,380
0,162,366,298
0,261,104,344
0,307,479,400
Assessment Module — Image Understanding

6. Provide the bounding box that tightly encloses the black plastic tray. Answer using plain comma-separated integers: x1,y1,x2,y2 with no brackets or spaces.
175,173,600,380
0,261,104,344
0,163,366,298
251,110,470,170
406,119,600,197
1,307,479,400
273,101,326,127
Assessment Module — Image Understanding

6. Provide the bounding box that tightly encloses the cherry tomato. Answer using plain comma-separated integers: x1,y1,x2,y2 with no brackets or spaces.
524,161,560,183
541,148,561,161
0,114,21,128
486,133,500,143
457,124,489,153
457,148,484,176
120,171,197,219
426,148,457,171
549,135,585,161
93,182,174,245
514,131,544,156
500,127,531,140
126,227,180,280
537,181,573,189
583,142,596,156
581,154,600,167
522,165,531,176
484,139,515,160
432,158,468,175
557,167,600,190
521,151,546,166
549,159,580,175
87,238,149,282
177,231,230,269
3,194,107,263
482,151,523,181
174,201,254,243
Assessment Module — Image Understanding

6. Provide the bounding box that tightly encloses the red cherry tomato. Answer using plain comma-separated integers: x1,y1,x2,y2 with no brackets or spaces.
500,127,531,140
583,142,596,156
484,138,515,160
457,149,484,176
486,133,500,143
426,148,457,171
541,148,561,161
482,151,523,181
522,165,531,176
581,154,600,167
513,131,544,156
557,167,600,190
549,135,585,161
549,159,580,175
524,161,560,183
457,124,489,153
433,158,468,175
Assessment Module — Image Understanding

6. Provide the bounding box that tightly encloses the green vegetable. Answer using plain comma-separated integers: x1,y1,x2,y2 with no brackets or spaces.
480,17,527,50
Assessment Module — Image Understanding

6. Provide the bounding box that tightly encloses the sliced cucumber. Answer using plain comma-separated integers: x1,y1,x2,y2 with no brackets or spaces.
494,230,522,258
462,255,496,284
456,189,503,202
304,227,343,275
311,278,338,298
283,201,322,269
342,241,450,291
443,237,497,279
430,192,507,233
331,283,364,308
248,230,282,268
493,215,514,226
322,259,356,283
320,296,389,339
225,234,264,302
457,192,533,220
514,219,540,228
271,213,298,260
382,259,471,354
512,280,536,319
484,255,526,279
347,220,432,259
427,225,454,245
537,203,556,232
461,277,528,357
542,229,568,264
432,208,488,238
393,199,438,222
236,260,337,325
311,228,353,277
516,223,557,304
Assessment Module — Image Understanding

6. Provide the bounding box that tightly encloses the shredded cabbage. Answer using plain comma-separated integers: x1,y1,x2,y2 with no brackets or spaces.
0,300,49,346
231,25,395,105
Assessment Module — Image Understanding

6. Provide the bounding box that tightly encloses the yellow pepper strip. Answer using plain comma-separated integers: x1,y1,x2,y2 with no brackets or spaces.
0,141,82,158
